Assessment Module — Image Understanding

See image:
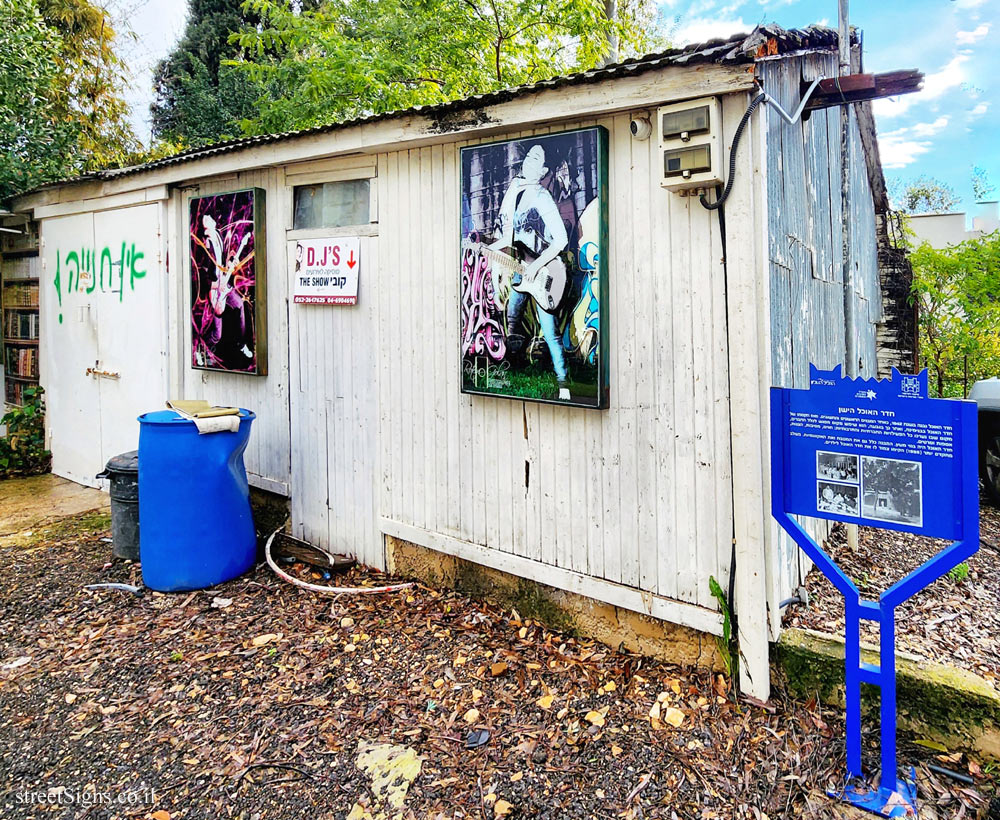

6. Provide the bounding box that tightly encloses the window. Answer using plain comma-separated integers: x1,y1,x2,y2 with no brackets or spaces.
293,179,370,229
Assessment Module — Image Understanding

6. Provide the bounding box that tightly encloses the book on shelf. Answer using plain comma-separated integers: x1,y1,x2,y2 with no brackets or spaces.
5,345,38,378
3,281,39,308
5,310,38,339
4,379,31,405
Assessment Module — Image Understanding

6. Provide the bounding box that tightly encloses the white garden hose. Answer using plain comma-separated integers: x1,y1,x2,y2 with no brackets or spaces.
264,529,413,595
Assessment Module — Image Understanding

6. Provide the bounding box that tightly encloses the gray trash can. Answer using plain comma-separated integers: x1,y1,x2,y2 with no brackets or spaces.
96,451,139,561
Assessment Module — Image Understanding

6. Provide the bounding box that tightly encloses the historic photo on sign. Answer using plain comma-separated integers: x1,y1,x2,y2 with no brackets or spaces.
817,481,860,516
459,127,608,408
861,456,923,527
817,451,859,483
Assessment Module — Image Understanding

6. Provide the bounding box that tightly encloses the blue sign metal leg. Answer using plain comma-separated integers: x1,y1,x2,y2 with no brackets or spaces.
880,603,897,794
845,595,864,778
831,598,918,816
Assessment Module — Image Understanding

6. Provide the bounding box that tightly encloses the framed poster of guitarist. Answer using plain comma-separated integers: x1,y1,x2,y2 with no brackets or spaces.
460,127,609,408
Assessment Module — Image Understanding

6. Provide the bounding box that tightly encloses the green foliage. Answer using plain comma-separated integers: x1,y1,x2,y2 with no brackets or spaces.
227,0,663,137
38,0,140,170
0,0,138,199
947,562,970,584
910,231,1000,397
151,0,268,146
708,575,735,680
892,175,961,214
0,386,52,478
0,0,77,199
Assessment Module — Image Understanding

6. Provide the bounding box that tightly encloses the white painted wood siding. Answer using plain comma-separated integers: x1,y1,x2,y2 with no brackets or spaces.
287,232,382,570
376,113,736,630
37,204,168,486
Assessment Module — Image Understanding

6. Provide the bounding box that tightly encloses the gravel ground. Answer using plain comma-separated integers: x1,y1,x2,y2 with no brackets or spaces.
783,497,1000,690
0,511,996,820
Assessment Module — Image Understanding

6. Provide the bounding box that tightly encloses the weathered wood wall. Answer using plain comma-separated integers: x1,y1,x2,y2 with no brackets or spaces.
759,51,884,624
13,49,891,698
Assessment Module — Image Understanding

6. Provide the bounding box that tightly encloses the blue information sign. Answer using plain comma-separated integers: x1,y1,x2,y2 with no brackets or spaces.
771,366,979,818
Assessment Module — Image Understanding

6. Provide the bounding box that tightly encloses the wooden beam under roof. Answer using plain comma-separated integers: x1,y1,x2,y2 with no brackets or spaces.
803,70,924,111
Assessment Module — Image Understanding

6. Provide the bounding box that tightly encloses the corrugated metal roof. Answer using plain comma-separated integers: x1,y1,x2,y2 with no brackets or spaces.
20,24,846,193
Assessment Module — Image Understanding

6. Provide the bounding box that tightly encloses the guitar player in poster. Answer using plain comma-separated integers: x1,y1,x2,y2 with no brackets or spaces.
460,127,607,408
488,144,572,400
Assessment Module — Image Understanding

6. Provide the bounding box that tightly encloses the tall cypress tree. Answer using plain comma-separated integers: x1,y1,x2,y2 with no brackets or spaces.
150,0,262,146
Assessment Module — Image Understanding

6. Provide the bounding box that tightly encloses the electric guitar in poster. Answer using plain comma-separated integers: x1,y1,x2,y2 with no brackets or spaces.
475,244,568,313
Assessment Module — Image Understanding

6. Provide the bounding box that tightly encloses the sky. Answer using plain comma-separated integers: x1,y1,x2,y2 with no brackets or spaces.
112,0,997,215
664,0,998,214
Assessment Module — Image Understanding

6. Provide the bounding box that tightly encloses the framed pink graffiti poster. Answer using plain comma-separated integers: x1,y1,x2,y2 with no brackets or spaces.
460,127,609,408
189,188,267,375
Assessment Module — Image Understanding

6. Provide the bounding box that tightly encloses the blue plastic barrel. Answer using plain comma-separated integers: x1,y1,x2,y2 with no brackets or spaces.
137,409,256,592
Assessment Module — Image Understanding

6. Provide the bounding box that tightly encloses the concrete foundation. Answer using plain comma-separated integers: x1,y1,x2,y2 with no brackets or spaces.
776,627,1000,761
386,535,723,671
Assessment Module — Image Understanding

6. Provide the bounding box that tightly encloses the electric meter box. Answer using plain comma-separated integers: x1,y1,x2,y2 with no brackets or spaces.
657,97,723,191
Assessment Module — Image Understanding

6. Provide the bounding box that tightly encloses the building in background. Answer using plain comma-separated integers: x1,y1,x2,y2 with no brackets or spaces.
908,201,1000,249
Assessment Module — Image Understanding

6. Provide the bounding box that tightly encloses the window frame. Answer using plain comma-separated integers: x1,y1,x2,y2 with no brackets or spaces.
285,164,378,240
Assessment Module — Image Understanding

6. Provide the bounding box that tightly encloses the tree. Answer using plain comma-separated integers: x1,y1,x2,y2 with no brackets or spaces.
151,0,268,146
38,0,140,170
892,175,961,214
0,0,78,199
1,0,138,199
972,165,996,202
910,231,1000,397
229,0,661,137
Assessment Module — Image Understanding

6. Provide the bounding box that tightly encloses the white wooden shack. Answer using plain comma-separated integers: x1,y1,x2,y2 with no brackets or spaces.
3,25,903,697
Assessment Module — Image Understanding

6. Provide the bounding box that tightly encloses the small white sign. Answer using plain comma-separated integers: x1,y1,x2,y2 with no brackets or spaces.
293,237,360,305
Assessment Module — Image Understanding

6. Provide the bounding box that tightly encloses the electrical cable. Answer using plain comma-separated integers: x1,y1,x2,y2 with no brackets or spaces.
264,529,413,595
699,77,823,212
713,185,744,694
699,92,767,211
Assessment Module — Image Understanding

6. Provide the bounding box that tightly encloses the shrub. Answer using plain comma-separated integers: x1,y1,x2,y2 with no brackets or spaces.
0,385,51,477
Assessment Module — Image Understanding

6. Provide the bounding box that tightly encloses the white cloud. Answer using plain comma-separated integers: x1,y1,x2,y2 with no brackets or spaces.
674,16,751,44
910,116,950,137
878,117,950,169
953,0,986,7
923,54,970,98
970,102,990,117
873,54,969,118
879,135,932,169
956,23,991,44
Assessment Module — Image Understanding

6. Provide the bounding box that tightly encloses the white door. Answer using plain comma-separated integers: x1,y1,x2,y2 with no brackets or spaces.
40,213,102,485
287,237,381,567
40,205,167,486
93,206,168,460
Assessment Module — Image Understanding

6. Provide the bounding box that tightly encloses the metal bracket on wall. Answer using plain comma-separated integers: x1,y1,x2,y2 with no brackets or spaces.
757,76,824,126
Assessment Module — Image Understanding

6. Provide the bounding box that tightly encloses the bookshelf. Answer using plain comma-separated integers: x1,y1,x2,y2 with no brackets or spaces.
3,279,40,406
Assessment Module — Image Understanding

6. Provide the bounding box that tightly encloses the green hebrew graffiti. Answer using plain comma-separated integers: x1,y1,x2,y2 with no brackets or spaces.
53,243,149,324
